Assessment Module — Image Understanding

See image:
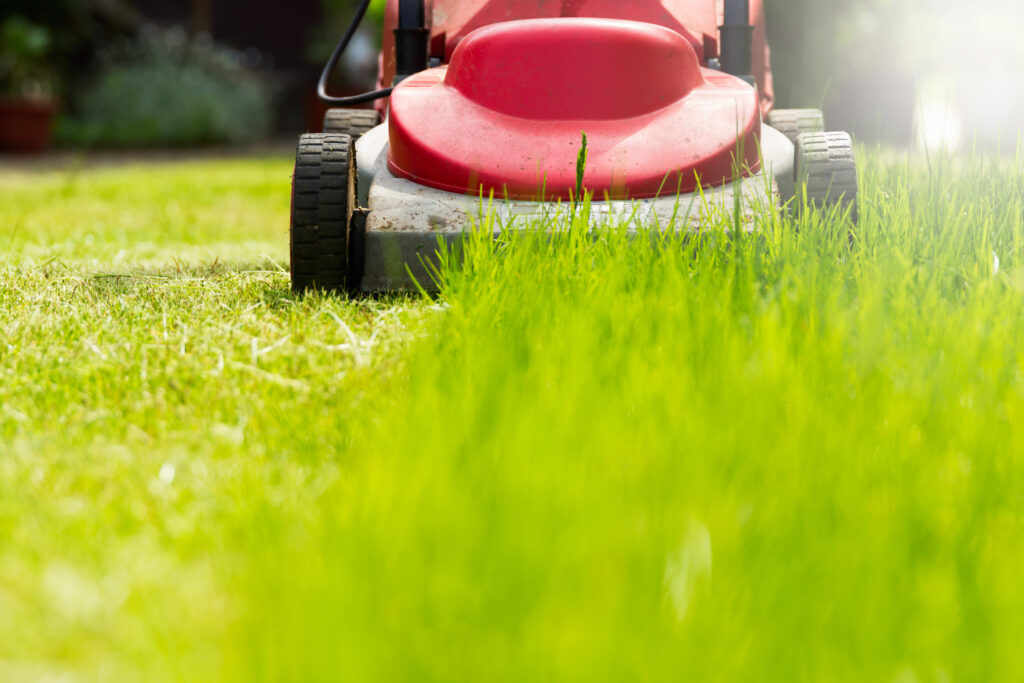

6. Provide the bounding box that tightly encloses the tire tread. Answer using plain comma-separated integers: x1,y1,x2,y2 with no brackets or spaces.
767,108,826,144
323,109,381,139
290,133,354,293
795,131,859,222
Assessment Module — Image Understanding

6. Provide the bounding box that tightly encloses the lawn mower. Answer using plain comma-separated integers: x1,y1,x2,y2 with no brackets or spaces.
292,0,858,292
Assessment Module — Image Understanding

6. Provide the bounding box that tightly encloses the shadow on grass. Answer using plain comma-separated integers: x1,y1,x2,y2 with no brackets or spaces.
82,259,422,312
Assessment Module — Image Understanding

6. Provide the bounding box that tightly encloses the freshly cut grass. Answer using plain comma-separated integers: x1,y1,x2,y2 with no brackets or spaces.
0,158,428,680
3,151,1024,681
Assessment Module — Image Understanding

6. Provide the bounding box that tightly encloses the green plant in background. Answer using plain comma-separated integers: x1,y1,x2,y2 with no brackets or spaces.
0,16,56,99
61,27,272,148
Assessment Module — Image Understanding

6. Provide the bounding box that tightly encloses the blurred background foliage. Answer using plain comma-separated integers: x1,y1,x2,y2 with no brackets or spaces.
0,16,58,97
0,0,1021,148
0,0,98,82
63,28,272,147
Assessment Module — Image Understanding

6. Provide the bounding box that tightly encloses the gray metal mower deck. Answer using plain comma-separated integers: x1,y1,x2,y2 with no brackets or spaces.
354,123,795,291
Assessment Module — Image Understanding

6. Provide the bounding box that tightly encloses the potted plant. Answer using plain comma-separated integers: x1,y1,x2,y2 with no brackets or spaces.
0,16,58,153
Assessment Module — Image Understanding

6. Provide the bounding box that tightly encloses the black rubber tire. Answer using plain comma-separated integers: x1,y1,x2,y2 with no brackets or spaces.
794,131,858,222
767,109,825,144
323,108,381,138
290,133,354,293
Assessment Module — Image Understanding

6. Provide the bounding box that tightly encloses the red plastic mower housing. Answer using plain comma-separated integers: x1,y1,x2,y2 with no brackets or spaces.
387,18,761,200
379,0,775,114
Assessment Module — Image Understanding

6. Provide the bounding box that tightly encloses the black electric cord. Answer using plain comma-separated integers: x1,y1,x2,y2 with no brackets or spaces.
317,0,393,105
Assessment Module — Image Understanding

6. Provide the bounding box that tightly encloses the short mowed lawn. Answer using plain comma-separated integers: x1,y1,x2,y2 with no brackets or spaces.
2,150,1023,682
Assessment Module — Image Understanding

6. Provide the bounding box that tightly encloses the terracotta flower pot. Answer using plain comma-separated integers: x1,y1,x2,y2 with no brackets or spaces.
0,97,58,153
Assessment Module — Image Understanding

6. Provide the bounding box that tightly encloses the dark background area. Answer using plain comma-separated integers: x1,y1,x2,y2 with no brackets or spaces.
132,0,322,69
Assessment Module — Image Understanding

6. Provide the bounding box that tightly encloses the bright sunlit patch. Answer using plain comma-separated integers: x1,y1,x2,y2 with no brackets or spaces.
159,462,176,485
663,519,713,622
901,2,1024,150
915,79,963,153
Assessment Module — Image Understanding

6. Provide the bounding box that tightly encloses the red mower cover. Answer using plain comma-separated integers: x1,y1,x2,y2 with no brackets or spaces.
387,18,761,200
379,0,775,114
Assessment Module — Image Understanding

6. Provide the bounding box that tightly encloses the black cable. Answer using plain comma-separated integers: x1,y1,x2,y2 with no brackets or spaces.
318,0,393,105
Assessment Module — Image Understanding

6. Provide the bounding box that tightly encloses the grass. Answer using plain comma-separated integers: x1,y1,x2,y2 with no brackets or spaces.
2,149,1024,681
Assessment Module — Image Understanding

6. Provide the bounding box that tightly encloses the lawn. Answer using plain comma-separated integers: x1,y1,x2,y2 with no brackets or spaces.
2,150,1023,682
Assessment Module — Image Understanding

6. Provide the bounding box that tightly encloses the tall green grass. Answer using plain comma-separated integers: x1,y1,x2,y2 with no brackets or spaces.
3,151,1024,681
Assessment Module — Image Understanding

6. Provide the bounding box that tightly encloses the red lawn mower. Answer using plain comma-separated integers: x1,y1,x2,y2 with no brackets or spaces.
292,0,857,292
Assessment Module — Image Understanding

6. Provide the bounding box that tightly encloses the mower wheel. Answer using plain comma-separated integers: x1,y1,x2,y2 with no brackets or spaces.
795,131,858,222
766,109,825,144
290,133,355,293
323,108,381,139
